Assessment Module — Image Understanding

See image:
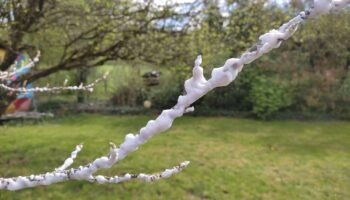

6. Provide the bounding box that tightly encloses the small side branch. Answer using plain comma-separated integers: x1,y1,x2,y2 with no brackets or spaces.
0,72,109,93
55,144,83,172
90,161,190,184
0,143,189,191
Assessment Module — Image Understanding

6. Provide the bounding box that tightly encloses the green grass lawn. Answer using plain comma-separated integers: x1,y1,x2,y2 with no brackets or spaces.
0,115,349,200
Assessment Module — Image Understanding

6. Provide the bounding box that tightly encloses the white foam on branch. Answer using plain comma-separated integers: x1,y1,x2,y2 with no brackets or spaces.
0,51,109,93
0,0,349,191
0,72,109,93
55,144,83,172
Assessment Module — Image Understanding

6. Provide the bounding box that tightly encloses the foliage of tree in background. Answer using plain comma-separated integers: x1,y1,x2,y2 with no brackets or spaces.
1,0,349,119
0,0,196,80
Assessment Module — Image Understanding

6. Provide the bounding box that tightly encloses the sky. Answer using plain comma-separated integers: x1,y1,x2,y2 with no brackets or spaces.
142,0,294,30
151,0,291,6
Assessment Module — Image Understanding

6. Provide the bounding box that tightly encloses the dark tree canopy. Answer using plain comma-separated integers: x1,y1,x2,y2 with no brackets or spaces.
0,0,198,81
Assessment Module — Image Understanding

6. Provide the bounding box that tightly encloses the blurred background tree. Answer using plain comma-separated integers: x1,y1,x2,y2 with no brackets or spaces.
0,0,349,119
0,0,197,79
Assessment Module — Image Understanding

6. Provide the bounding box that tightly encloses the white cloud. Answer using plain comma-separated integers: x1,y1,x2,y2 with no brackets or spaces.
152,0,291,5
153,0,196,5
136,0,291,7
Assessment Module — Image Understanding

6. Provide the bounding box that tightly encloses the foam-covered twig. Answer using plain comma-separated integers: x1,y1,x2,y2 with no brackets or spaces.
55,144,83,172
90,161,190,184
1,50,109,93
0,72,109,93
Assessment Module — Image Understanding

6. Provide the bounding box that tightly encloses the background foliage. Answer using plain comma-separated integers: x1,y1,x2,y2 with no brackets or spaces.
0,0,349,119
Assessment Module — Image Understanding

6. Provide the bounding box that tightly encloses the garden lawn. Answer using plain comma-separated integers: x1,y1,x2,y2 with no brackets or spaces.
0,115,349,200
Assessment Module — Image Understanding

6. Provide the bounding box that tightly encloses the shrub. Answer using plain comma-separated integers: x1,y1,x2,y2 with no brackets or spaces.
110,85,144,106
249,75,294,119
150,66,190,109
334,73,350,118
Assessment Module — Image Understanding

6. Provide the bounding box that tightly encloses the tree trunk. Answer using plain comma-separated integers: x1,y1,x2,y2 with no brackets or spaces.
76,67,89,103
